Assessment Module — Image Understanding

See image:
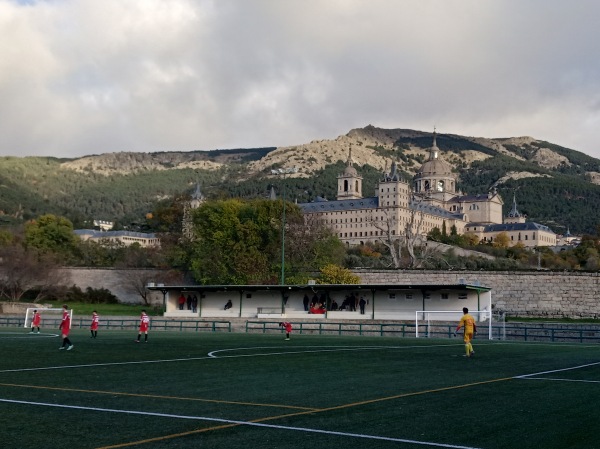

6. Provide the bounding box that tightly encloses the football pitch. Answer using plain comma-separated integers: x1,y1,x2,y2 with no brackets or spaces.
1,328,599,449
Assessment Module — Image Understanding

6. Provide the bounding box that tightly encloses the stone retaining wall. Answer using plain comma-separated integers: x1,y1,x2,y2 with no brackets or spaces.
356,270,600,319
5,268,600,319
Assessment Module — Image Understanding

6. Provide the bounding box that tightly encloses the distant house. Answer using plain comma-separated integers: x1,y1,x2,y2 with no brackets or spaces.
93,220,114,231
74,230,160,247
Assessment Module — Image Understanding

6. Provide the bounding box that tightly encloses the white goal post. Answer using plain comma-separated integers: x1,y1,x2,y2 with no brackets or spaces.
415,310,505,340
24,308,73,329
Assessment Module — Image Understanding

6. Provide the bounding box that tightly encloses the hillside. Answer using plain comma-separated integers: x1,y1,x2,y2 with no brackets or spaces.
1,126,600,234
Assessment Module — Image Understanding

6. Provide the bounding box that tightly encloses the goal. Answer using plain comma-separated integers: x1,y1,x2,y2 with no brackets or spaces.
24,308,73,329
415,310,505,340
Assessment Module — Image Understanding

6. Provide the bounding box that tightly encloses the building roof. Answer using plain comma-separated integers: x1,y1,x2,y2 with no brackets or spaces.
299,197,379,212
74,230,158,239
147,283,491,293
299,196,464,220
482,222,554,233
447,193,496,203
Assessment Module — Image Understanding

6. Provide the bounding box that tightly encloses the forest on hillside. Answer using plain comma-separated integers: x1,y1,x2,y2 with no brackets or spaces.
2,132,600,235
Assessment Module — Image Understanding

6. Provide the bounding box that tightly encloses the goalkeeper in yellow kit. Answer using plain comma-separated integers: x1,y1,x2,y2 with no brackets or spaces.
454,307,476,357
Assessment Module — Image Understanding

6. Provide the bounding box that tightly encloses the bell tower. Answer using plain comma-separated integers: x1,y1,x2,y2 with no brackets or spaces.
337,148,363,200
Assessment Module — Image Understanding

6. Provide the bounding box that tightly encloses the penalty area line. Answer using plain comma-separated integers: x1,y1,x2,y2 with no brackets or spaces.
0,398,483,449
518,377,600,384
514,361,600,379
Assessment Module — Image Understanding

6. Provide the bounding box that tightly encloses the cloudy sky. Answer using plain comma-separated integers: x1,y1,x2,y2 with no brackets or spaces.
1,0,600,159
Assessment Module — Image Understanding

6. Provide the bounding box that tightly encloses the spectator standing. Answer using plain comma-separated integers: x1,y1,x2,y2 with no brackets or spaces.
303,294,309,311
192,295,198,313
359,297,366,314
178,293,186,310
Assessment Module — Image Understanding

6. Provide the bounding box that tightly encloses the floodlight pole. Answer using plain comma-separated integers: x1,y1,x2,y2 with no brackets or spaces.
271,167,298,286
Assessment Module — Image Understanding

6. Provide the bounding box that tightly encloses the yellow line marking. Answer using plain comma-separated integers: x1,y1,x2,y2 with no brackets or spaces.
94,377,514,448
0,382,317,411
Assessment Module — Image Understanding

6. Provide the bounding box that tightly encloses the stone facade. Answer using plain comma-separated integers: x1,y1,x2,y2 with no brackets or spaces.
298,132,556,248
356,270,600,319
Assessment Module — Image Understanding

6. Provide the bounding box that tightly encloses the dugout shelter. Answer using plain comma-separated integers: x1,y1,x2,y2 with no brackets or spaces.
147,282,492,325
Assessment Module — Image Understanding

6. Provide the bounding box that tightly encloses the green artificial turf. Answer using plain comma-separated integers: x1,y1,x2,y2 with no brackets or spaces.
0,329,599,449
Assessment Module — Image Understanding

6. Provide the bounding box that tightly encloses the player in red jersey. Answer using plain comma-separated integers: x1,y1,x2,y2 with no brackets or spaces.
59,304,74,351
279,322,292,340
90,311,99,339
30,310,41,334
135,310,150,343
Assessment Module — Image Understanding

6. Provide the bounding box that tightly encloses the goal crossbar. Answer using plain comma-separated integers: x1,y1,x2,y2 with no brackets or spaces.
415,310,499,340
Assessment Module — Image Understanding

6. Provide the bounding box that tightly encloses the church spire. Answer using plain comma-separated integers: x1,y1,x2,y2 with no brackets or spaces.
346,147,354,167
429,127,439,160
508,193,521,218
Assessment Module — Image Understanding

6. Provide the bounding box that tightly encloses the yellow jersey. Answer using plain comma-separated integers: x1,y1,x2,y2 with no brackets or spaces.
459,314,476,333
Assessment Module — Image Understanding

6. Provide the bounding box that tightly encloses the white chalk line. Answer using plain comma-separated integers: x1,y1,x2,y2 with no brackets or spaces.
0,398,483,449
0,344,457,374
207,344,458,358
514,361,600,379
519,377,600,384
0,332,60,339
514,360,600,384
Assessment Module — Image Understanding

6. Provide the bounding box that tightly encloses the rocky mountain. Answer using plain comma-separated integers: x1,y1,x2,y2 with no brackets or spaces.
2,125,600,234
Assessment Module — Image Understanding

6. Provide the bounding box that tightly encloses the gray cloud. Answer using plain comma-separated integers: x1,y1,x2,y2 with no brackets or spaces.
1,0,599,158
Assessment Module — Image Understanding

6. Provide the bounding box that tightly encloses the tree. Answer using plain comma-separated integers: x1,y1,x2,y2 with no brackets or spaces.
0,230,14,246
119,268,184,306
188,199,278,284
0,245,67,301
318,264,360,284
367,198,430,269
186,198,346,284
286,213,346,278
492,232,511,248
24,214,78,258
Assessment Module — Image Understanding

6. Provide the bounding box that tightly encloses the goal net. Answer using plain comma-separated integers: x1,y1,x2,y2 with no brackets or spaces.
24,308,73,329
415,310,505,340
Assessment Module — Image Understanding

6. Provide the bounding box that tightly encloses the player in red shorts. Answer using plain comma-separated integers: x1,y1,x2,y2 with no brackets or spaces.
30,310,41,334
135,310,150,343
59,304,74,351
90,311,99,339
279,322,292,340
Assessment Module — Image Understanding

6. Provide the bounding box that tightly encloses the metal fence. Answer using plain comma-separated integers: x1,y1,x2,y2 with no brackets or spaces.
3,316,600,343
0,317,231,333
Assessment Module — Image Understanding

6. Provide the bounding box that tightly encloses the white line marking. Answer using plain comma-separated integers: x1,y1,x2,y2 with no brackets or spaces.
208,344,458,358
519,377,600,384
514,361,600,379
0,356,213,373
0,398,483,449
0,344,458,373
0,332,59,339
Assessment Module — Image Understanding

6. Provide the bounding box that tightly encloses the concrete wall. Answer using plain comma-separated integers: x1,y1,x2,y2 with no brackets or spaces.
58,268,166,305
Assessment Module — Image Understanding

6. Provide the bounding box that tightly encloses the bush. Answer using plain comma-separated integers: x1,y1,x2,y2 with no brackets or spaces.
63,285,119,304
